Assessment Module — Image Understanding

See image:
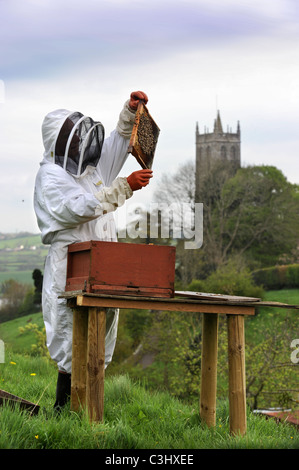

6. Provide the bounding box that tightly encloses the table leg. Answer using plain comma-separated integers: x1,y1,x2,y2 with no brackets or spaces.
86,307,106,422
200,313,218,427
71,307,88,412
227,314,247,435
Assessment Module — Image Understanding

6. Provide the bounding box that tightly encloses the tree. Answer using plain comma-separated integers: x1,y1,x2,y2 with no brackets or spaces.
32,269,43,306
188,256,264,298
154,161,196,207
244,312,299,410
207,165,299,270
0,279,32,322
154,162,299,281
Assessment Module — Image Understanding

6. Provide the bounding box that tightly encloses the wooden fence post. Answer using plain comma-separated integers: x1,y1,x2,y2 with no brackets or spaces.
200,313,219,427
227,314,247,435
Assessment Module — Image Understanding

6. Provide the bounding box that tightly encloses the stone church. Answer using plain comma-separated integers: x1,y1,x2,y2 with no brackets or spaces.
195,110,241,202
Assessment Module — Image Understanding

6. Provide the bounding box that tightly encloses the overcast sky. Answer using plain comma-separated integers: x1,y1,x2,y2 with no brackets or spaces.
0,0,298,234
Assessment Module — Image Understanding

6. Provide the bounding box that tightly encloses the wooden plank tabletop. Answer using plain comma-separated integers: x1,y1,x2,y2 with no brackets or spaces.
61,290,299,309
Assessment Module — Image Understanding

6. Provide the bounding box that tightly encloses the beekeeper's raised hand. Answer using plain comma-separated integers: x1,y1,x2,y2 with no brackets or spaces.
127,169,153,191
129,91,148,111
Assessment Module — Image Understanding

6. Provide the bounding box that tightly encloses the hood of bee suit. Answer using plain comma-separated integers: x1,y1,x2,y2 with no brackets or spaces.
41,108,105,177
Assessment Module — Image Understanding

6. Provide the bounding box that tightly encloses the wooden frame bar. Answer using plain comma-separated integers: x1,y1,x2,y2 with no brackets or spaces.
65,292,256,434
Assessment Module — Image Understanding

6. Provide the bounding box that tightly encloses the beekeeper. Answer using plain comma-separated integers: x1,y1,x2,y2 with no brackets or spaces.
34,91,152,410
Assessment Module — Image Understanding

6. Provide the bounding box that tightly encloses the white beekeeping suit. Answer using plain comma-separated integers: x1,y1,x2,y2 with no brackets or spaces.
34,92,152,409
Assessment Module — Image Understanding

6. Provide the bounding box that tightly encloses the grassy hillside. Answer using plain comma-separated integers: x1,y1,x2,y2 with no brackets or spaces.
0,353,298,450
0,291,298,449
245,288,299,341
0,311,44,354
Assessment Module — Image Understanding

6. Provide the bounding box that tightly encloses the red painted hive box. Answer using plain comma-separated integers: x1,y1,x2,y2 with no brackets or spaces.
65,241,176,298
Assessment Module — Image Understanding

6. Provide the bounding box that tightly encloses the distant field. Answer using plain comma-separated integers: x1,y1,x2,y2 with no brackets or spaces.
0,234,42,250
0,271,35,285
0,233,48,285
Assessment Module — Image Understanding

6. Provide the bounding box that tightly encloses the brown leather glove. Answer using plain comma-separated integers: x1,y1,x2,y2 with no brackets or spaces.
129,91,148,110
127,169,153,191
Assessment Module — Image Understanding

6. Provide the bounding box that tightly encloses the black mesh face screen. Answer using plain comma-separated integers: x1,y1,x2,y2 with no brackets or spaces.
55,112,83,169
55,112,105,176
78,118,105,175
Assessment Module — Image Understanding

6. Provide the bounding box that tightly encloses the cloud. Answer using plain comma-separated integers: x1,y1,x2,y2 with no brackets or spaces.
0,0,298,232
1,0,298,80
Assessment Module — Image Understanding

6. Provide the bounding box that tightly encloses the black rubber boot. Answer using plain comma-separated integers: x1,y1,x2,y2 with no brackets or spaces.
54,371,71,412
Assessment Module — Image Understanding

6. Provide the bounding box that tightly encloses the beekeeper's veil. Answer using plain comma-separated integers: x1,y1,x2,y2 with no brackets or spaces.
42,109,105,177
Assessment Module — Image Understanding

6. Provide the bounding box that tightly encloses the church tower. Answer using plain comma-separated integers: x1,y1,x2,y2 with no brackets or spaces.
195,110,241,202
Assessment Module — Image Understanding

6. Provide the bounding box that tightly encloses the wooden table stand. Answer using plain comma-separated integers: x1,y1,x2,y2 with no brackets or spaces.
65,292,259,435
71,306,106,422
227,314,247,435
200,313,219,428
200,312,247,435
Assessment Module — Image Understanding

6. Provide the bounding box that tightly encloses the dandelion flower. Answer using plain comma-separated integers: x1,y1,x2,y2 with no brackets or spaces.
35,435,39,439
30,373,36,376
10,361,16,365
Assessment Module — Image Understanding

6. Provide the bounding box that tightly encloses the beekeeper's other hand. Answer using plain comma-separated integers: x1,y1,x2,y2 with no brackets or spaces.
129,91,148,110
127,169,153,191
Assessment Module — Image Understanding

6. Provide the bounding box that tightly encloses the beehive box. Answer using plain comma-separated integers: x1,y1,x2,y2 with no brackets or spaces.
65,241,176,298
128,101,160,169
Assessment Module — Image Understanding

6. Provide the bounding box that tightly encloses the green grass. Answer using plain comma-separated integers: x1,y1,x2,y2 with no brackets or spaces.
0,312,44,354
0,352,298,450
245,288,299,344
263,288,299,304
0,290,298,449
